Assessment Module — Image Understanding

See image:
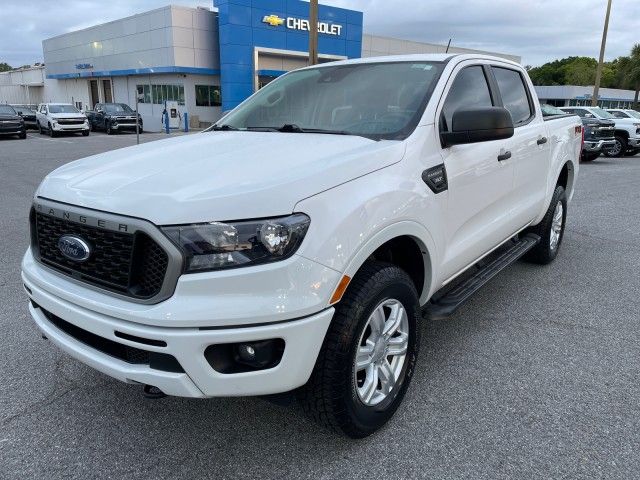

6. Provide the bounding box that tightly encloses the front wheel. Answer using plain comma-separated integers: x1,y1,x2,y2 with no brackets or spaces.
48,123,56,138
106,123,113,135
604,136,627,157
524,185,567,265
298,261,420,438
82,130,90,136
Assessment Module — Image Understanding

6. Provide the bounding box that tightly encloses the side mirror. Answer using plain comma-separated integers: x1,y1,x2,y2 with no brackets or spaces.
441,106,514,147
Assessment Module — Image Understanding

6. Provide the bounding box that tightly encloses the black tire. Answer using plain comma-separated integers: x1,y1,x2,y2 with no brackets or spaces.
38,122,43,135
106,123,113,135
524,185,567,265
82,130,90,136
48,123,56,138
581,151,600,162
19,131,26,139
298,261,420,438
604,135,627,157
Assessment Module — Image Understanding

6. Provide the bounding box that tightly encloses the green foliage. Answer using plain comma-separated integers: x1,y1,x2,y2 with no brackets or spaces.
0,62,12,73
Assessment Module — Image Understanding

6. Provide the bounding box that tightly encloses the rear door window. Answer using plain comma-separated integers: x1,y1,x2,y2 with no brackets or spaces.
492,67,533,125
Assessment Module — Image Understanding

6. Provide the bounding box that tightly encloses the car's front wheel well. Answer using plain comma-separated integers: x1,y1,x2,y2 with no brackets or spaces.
615,129,629,140
369,236,427,297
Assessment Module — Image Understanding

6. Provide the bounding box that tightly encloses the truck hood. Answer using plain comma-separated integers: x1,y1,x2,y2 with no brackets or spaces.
37,131,405,224
50,112,87,120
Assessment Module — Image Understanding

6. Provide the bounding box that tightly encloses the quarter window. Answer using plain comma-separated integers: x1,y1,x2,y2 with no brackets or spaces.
441,66,493,132
492,67,532,125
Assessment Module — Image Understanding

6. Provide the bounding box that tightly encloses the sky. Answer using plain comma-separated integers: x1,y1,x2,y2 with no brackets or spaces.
0,0,638,68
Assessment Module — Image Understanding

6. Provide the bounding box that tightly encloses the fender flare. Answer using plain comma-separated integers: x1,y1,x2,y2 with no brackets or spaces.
339,220,439,305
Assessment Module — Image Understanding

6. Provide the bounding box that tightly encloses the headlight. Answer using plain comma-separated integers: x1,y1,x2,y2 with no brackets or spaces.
162,213,310,273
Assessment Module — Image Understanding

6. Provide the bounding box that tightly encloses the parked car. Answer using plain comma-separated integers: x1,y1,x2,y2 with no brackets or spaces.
22,54,582,438
606,108,640,120
540,104,613,162
0,104,26,139
560,106,640,157
12,105,38,130
36,103,90,137
86,103,143,134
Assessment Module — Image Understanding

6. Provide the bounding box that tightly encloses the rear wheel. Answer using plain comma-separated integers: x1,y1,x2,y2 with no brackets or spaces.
524,185,567,265
604,135,627,157
298,261,420,438
581,151,600,162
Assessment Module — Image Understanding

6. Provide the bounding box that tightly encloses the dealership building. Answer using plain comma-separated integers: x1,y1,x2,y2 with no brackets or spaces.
535,85,638,109
0,0,521,131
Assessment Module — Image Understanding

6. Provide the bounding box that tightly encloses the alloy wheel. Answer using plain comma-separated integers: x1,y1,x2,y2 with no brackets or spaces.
550,201,563,251
354,298,409,406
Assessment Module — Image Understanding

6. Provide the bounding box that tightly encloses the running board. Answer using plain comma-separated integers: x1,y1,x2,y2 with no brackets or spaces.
424,233,541,320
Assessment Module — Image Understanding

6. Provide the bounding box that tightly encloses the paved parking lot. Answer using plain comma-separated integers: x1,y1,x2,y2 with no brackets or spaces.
1,132,639,479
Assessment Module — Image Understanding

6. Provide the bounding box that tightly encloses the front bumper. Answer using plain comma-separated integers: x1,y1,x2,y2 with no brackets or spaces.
583,139,616,152
628,137,640,148
53,122,89,132
0,125,25,135
22,248,338,397
111,122,140,131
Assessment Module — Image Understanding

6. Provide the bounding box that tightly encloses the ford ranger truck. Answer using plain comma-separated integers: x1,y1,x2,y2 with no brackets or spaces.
22,54,581,438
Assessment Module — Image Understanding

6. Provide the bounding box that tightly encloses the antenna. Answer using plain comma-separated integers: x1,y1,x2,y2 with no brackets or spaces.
445,38,452,53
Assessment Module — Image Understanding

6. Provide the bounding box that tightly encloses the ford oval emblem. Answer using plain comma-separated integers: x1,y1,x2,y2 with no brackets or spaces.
57,235,91,262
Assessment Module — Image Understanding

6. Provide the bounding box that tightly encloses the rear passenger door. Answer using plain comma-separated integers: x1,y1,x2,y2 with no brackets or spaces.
490,65,549,226
437,63,516,281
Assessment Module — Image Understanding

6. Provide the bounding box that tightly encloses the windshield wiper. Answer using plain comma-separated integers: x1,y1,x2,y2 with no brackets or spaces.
211,124,239,131
276,124,355,136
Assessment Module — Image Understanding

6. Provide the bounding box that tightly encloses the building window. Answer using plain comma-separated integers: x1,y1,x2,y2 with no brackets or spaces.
195,85,222,107
136,84,184,105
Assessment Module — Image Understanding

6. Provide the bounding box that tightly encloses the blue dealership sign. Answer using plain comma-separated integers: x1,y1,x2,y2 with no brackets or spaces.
214,0,363,111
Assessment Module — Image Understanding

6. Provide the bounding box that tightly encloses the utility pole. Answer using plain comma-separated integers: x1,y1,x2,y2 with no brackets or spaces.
592,0,613,107
309,0,319,65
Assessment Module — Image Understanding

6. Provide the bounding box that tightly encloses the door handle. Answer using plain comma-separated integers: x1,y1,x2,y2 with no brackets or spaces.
537,137,548,145
497,150,512,161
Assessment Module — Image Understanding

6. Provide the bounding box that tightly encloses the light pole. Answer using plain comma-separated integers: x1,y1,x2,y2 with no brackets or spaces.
135,88,144,145
592,0,613,107
309,0,318,65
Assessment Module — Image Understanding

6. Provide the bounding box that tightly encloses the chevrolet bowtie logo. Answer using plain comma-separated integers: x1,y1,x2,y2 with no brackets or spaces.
262,14,285,26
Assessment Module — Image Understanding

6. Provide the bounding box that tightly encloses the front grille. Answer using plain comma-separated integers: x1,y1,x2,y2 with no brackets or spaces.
57,118,85,125
33,211,168,299
594,127,615,139
39,306,184,373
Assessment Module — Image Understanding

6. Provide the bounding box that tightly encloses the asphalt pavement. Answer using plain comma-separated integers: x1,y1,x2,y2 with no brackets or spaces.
1,131,639,479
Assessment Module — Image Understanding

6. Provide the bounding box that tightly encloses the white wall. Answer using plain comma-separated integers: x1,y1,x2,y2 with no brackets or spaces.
362,34,521,63
107,73,222,132
43,6,219,77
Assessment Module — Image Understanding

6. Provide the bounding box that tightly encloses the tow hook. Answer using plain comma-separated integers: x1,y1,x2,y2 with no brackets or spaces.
143,384,167,399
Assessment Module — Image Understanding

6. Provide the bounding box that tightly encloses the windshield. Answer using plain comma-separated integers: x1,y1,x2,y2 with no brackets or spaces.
104,104,133,113
215,61,445,140
591,107,615,119
0,105,17,115
49,104,80,114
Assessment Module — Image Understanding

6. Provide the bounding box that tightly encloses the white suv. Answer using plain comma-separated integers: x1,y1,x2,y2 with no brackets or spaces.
36,103,90,137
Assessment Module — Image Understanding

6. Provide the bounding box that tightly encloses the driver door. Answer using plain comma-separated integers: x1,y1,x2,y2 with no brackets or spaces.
437,63,516,282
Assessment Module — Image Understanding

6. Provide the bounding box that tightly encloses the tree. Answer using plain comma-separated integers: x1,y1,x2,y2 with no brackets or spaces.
0,62,12,73
625,44,640,108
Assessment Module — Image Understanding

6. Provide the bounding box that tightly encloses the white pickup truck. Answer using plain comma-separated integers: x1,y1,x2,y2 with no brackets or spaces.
22,54,581,438
560,106,640,157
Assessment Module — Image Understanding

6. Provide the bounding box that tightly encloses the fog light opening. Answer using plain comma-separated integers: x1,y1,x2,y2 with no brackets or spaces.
204,339,285,374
